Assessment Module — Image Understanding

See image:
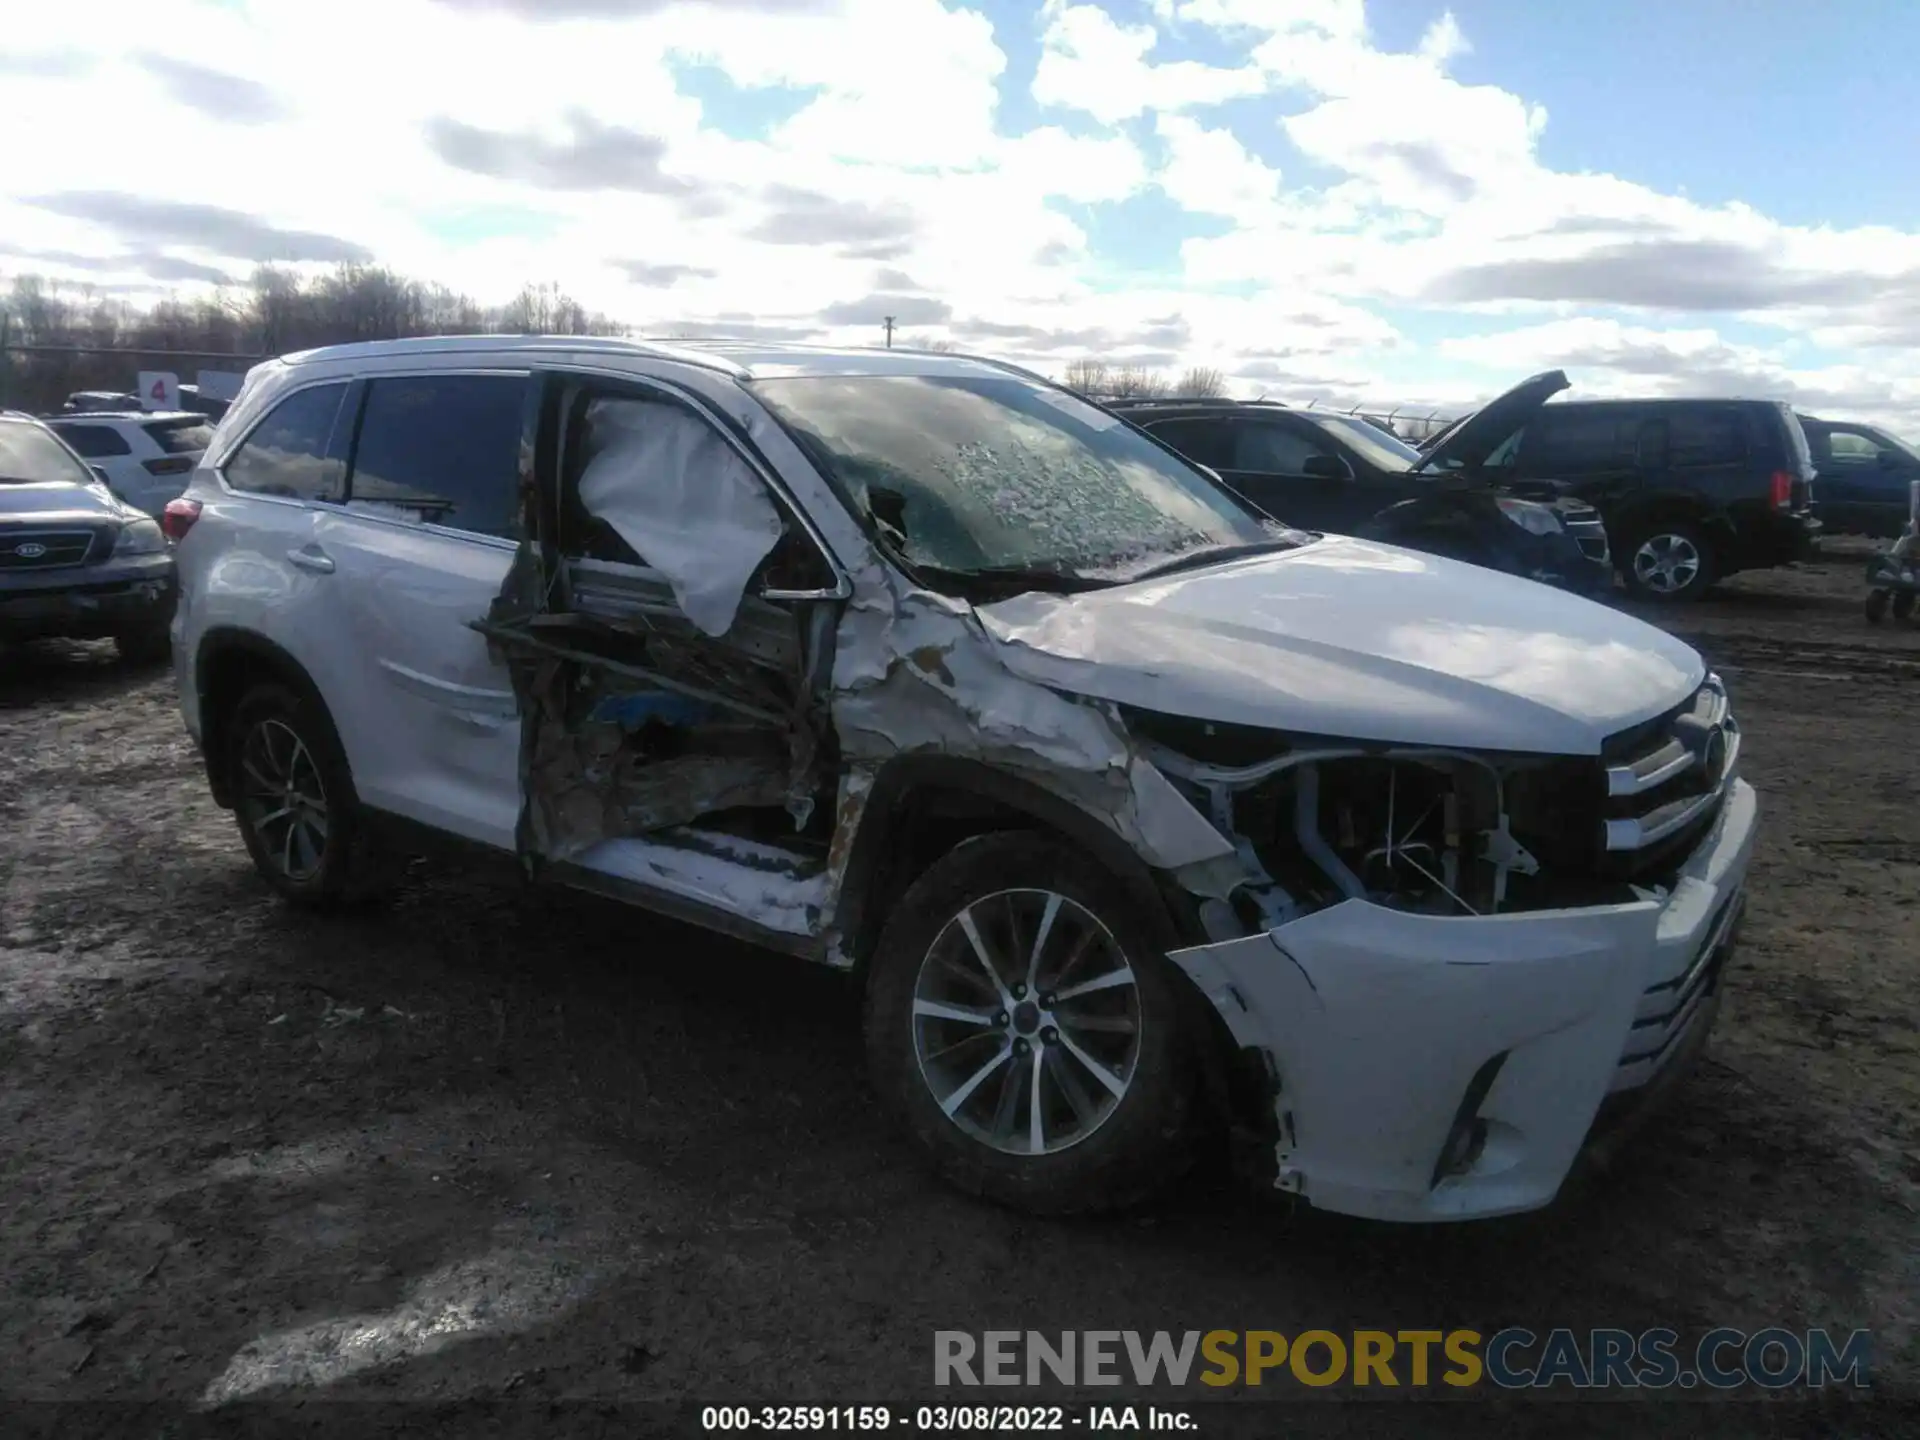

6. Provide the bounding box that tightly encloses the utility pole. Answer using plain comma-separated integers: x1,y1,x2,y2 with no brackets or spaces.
882,316,895,349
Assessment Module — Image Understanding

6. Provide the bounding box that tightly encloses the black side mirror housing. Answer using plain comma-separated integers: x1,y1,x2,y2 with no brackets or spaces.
1302,454,1352,481
1879,448,1903,471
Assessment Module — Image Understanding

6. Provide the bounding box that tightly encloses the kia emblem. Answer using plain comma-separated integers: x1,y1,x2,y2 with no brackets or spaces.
13,541,47,559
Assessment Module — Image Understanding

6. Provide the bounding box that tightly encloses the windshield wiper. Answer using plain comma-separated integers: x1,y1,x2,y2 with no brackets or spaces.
1123,538,1306,583
905,560,1118,598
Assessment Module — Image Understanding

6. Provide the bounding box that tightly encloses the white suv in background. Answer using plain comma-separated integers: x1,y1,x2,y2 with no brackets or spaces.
168,335,1756,1223
45,410,215,518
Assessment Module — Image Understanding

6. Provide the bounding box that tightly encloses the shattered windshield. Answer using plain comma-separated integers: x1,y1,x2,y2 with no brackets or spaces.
752,375,1292,591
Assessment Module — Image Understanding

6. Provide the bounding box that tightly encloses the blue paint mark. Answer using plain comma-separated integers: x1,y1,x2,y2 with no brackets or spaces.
591,690,716,730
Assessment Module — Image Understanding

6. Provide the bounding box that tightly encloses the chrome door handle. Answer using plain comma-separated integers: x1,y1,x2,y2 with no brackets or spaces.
287,546,335,574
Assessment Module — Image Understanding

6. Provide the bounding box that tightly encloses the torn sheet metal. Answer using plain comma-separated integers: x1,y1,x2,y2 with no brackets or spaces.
577,394,785,638
828,571,1238,878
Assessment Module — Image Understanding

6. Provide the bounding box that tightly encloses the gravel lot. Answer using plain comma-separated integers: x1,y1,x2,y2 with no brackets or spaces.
3,545,1916,1421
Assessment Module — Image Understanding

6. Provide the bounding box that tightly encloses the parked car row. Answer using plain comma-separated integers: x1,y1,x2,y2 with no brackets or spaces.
139,334,1754,1228
1110,372,1829,603
0,410,178,661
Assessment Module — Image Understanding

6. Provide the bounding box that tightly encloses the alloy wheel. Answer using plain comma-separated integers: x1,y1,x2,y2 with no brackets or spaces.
910,889,1141,1157
1632,533,1702,594
237,717,330,882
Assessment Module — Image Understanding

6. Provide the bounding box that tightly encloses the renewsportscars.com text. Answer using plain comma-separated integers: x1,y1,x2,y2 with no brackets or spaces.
934,1328,1871,1390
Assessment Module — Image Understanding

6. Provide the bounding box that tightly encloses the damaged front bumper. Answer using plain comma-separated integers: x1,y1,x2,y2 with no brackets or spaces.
1171,777,1757,1223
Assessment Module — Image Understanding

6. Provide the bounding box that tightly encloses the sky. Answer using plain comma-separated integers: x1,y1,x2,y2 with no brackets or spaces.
4,0,1920,429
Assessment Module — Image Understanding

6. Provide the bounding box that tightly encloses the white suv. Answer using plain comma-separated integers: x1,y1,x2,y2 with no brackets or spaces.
45,410,215,519
169,336,1756,1222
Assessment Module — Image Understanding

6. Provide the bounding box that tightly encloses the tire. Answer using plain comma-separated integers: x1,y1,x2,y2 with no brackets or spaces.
114,623,172,665
224,681,388,908
863,832,1199,1216
1866,589,1889,624
1621,521,1717,602
1895,591,1917,623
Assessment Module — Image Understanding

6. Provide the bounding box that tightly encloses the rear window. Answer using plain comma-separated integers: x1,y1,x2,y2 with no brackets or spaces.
51,422,133,458
1776,405,1815,478
144,418,215,454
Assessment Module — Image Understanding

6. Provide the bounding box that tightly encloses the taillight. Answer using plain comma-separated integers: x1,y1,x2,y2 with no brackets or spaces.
144,455,195,476
1769,470,1794,509
162,497,202,541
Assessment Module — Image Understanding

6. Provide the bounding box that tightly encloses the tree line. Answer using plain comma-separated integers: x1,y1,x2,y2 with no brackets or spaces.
0,261,1230,413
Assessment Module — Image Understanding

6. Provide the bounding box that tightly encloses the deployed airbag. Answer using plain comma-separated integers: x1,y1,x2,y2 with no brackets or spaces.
576,396,786,637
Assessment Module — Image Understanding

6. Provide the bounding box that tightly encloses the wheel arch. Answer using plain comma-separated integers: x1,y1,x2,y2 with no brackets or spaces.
194,627,346,809
1609,494,1737,557
832,756,1204,978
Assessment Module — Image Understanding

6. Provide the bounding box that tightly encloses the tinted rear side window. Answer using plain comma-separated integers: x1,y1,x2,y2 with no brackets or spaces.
1526,410,1628,472
1666,407,1748,467
224,383,349,501
1141,417,1235,471
52,423,132,458
145,419,215,454
346,374,526,538
1233,422,1326,473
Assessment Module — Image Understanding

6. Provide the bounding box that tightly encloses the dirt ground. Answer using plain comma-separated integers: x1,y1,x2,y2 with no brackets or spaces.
2,540,1917,1424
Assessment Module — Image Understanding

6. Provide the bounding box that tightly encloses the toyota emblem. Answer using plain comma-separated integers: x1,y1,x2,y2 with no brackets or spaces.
13,541,47,559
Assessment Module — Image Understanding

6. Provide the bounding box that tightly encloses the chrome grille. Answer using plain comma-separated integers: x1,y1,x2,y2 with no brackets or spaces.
1599,675,1739,869
0,528,97,570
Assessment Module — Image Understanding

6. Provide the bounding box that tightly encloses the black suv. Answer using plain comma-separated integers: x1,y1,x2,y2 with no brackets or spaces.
1421,389,1821,601
1109,373,1614,595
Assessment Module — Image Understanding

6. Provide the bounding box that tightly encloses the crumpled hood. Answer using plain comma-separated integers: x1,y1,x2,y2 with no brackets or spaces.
975,536,1706,756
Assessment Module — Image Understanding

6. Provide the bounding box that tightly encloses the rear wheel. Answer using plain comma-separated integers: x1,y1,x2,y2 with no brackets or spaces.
1622,522,1716,602
1866,589,1890,624
1895,591,1917,622
225,682,387,907
863,833,1199,1215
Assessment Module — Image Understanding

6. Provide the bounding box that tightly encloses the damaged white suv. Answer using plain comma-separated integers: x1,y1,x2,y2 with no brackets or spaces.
170,337,1755,1223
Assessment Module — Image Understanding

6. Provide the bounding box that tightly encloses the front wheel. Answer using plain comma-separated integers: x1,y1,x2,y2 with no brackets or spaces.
863,833,1199,1215
1622,522,1717,602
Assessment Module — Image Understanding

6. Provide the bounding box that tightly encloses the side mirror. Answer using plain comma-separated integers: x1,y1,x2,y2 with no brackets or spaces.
1302,454,1352,481
90,466,112,485
1879,448,1902,471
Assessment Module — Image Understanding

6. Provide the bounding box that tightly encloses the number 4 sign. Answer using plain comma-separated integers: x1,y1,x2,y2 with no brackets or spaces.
137,371,179,411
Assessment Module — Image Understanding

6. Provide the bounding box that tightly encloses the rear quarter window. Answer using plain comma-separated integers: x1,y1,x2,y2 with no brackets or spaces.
223,383,350,502
50,423,133,458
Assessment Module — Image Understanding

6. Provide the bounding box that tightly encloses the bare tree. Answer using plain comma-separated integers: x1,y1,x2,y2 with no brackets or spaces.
1105,365,1172,399
1175,366,1228,398
0,263,626,412
1061,357,1110,395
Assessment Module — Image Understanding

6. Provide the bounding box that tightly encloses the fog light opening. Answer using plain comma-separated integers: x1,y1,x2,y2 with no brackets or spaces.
1432,1051,1508,1188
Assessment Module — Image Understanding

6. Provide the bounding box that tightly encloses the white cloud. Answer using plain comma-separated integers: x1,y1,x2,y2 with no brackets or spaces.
2,0,1919,431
